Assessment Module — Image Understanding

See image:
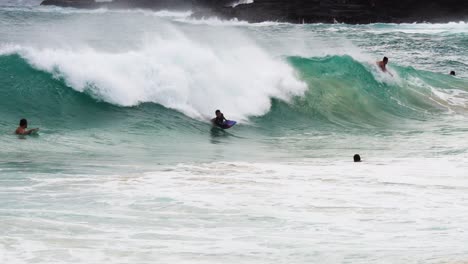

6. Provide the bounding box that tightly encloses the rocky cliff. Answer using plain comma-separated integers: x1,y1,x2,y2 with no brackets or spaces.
40,0,468,24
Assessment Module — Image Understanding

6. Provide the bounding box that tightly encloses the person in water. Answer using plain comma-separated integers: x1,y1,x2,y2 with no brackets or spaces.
15,119,39,135
377,57,393,76
450,71,456,76
212,110,227,127
353,154,362,163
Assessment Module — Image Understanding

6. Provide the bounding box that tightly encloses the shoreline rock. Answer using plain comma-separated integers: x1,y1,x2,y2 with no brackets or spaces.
40,0,468,24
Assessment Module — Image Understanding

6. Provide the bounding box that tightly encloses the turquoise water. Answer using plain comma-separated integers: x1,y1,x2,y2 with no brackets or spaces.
0,4,468,264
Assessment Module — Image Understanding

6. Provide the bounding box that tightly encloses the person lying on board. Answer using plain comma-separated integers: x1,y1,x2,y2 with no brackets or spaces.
377,56,393,76
15,119,39,135
212,110,227,127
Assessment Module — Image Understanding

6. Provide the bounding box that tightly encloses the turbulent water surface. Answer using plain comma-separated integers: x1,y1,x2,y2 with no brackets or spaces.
0,2,467,263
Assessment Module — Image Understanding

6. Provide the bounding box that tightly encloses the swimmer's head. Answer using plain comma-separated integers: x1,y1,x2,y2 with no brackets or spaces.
450,71,456,76
383,57,388,64
215,110,221,117
353,154,361,162
19,118,27,128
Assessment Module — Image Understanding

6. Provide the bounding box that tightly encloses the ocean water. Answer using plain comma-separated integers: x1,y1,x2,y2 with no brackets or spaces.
0,2,468,263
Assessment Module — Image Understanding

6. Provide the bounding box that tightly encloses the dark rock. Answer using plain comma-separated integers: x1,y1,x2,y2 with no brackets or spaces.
40,0,468,24
41,0,100,8
109,0,195,10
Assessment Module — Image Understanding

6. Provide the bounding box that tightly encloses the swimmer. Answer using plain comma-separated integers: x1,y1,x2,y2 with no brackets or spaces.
354,154,362,162
15,119,39,135
212,110,227,128
377,57,393,76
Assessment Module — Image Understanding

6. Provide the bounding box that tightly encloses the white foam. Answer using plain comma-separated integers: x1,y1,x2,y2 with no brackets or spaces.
175,16,285,27
0,44,22,55
366,21,468,34
1,5,193,18
2,158,468,263
231,0,254,8
431,88,468,108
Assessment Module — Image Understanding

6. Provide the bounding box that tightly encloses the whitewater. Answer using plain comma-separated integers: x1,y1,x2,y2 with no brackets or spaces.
0,2,468,264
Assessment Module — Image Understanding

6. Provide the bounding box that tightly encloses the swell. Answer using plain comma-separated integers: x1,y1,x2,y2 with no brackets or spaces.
0,53,467,133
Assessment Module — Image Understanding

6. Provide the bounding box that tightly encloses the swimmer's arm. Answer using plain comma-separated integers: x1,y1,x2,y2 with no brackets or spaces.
25,128,39,135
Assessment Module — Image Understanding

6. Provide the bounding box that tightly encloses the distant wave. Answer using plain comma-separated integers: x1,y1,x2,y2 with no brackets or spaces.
0,5,288,27
365,21,468,34
0,5,193,18
174,16,286,27
231,0,254,8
